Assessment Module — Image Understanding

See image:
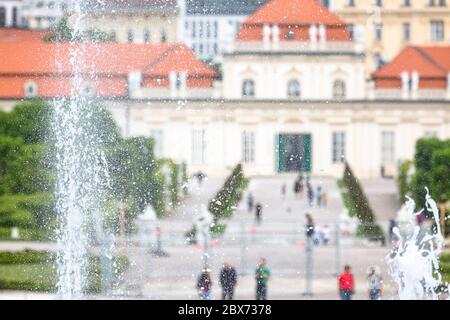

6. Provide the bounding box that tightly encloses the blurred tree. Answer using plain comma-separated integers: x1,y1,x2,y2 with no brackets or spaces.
44,17,115,43
106,137,165,220
0,135,51,195
430,148,450,203
411,138,450,209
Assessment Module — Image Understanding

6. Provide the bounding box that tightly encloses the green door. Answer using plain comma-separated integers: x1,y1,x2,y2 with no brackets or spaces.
276,134,311,173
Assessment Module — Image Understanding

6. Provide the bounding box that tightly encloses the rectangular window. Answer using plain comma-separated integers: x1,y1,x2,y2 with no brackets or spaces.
150,129,163,158
375,0,382,6
332,132,346,164
374,23,382,42
242,131,256,163
214,21,218,38
347,0,355,6
0,8,6,27
192,129,206,164
199,21,204,38
439,0,446,6
206,22,211,38
403,23,410,41
431,20,444,41
381,131,395,165
192,21,196,38
402,0,411,6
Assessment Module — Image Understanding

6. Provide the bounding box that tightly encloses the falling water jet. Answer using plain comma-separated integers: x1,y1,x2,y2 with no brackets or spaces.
387,187,447,300
52,1,112,299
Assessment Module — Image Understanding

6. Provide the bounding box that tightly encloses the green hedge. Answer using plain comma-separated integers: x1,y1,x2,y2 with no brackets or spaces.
0,250,129,293
341,163,385,242
397,160,413,204
208,164,249,234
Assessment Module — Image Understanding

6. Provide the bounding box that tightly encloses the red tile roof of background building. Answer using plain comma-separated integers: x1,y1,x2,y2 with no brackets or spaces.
373,46,450,89
243,0,346,25
0,28,48,42
237,0,350,41
0,41,217,98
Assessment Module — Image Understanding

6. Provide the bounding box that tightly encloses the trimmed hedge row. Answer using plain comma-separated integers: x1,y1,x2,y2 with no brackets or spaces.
208,164,249,234
342,162,385,243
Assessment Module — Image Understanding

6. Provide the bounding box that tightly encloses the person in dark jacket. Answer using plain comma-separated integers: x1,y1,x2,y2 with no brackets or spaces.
196,269,213,300
255,202,263,224
219,261,238,300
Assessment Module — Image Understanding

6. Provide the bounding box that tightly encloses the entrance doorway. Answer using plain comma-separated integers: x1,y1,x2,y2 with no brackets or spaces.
276,134,311,173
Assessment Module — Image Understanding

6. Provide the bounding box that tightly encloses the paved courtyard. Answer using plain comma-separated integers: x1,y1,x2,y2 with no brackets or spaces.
116,174,398,300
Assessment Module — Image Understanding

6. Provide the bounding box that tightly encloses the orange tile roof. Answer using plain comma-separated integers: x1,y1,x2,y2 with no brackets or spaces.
0,28,48,42
373,45,450,89
242,0,346,26
0,41,216,98
143,44,218,78
238,0,349,41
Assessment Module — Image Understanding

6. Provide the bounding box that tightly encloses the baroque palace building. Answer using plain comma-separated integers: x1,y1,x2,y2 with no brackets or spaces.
330,0,450,74
0,0,449,178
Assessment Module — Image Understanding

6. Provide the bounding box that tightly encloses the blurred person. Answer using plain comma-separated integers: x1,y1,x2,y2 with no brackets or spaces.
321,191,328,207
305,213,315,240
281,183,287,200
293,174,304,198
316,185,323,207
247,192,254,213
367,266,383,300
321,224,331,245
219,261,238,300
255,258,271,300
338,265,355,300
307,183,314,208
197,269,213,300
255,202,263,225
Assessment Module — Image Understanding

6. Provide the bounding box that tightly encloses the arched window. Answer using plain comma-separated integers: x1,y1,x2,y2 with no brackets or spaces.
24,81,38,98
144,29,151,43
332,79,346,99
127,30,134,43
242,79,255,97
287,79,301,98
160,28,167,43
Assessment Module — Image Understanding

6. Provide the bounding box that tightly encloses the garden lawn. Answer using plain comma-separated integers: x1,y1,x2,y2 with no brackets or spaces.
0,250,129,292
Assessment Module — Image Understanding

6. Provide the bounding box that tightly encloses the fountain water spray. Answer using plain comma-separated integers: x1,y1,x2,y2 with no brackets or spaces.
388,188,447,300
52,1,112,299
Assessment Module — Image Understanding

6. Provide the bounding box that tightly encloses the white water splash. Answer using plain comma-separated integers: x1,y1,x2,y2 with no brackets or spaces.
388,188,446,300
52,1,111,299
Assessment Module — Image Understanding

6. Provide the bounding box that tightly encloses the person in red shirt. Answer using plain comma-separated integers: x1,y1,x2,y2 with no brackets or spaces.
338,265,355,300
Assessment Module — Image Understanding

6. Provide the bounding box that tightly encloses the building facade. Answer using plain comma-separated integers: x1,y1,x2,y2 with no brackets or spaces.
0,0,24,27
21,0,68,29
75,0,179,44
331,0,450,75
178,0,267,61
1,0,449,179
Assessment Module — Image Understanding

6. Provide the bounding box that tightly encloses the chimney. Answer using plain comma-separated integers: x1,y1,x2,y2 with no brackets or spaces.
319,24,326,45
401,71,409,100
169,71,177,98
127,71,142,98
179,71,187,98
272,24,280,49
263,24,271,49
447,73,450,100
411,71,419,99
309,25,317,49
